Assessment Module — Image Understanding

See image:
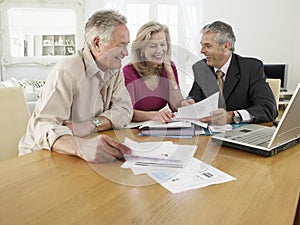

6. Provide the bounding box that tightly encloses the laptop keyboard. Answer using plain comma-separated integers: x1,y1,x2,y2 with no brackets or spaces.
231,127,275,146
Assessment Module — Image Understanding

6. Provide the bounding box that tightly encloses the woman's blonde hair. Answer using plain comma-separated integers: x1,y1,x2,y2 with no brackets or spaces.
131,21,171,77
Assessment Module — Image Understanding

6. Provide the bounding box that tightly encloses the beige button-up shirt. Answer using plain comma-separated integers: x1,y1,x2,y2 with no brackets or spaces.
19,46,133,155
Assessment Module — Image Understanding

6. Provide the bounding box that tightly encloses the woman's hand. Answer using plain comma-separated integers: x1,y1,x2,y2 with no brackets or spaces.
153,108,175,123
163,55,173,74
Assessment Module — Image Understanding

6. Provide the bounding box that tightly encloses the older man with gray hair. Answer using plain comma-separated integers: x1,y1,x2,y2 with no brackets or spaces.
19,10,133,162
183,21,277,125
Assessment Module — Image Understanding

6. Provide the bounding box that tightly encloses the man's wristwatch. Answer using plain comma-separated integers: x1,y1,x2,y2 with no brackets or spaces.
232,111,242,124
89,117,102,132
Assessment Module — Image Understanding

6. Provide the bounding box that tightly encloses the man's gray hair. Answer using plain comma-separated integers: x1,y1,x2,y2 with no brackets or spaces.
201,21,236,52
85,10,127,47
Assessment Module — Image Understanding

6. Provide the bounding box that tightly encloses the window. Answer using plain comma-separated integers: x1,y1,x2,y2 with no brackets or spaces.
104,0,201,96
126,4,150,41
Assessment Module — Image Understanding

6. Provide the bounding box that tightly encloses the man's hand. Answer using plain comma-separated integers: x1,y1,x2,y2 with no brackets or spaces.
63,120,95,137
76,135,131,163
200,108,231,125
181,98,195,107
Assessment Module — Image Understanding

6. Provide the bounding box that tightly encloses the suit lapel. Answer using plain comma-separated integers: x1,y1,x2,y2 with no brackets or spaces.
223,54,240,101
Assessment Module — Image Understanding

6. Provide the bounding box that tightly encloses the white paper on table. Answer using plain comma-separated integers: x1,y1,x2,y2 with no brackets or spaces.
184,119,208,128
122,145,196,169
139,121,192,129
124,120,193,130
124,120,165,129
123,138,175,158
122,138,197,170
209,124,233,133
124,122,145,129
130,166,179,175
149,158,237,193
177,92,219,120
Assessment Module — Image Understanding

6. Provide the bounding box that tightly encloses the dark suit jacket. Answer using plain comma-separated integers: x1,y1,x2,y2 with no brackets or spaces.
188,54,278,123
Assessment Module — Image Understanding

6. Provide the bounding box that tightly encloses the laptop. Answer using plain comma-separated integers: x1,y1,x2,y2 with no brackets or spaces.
212,83,300,157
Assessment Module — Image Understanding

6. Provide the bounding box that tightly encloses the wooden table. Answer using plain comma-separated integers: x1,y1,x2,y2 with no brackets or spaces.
1,129,300,225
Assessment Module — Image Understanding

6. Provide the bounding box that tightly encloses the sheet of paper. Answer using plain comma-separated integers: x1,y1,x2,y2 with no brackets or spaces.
124,120,193,129
139,121,192,129
149,158,236,193
129,166,178,175
124,121,145,129
183,119,208,128
123,138,175,158
122,138,196,169
124,120,161,129
138,134,194,139
121,139,235,193
209,124,233,133
177,92,219,120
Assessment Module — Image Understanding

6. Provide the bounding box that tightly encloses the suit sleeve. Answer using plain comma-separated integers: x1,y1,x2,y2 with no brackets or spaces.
245,61,278,123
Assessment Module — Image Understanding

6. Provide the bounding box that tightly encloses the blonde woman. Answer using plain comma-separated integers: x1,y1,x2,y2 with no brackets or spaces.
123,21,184,122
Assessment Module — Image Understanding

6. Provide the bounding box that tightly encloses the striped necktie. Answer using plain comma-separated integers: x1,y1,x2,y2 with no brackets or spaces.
216,70,225,95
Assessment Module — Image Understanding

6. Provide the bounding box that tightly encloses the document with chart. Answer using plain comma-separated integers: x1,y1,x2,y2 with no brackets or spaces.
122,138,236,193
149,158,236,193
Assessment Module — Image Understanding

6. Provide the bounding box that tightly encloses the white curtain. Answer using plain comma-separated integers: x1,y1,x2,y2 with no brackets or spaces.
87,0,204,95
176,0,202,54
99,0,203,55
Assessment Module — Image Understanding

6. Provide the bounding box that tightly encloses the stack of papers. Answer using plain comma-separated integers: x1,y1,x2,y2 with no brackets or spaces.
139,121,201,137
122,138,236,193
124,92,233,136
122,138,196,170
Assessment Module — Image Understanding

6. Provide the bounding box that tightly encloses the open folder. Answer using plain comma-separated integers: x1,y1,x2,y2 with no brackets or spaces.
140,121,198,136
140,92,219,136
125,92,230,136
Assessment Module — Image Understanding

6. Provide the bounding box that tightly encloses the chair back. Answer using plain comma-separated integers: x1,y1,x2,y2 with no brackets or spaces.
266,78,281,109
0,87,30,160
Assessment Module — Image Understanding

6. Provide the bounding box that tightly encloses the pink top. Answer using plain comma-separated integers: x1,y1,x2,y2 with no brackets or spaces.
123,63,179,111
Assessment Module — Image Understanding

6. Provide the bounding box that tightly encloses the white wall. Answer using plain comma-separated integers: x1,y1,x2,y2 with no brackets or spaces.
81,0,300,92
2,0,299,91
199,0,299,91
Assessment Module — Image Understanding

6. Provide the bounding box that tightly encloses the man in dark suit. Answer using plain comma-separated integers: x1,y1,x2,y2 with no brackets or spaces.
182,21,277,125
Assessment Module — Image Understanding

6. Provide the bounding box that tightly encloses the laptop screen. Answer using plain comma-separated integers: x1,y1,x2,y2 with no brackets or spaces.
269,83,300,148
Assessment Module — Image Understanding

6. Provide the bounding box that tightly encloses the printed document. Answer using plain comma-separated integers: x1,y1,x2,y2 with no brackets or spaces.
122,138,196,169
149,158,236,193
122,138,236,193
177,92,219,120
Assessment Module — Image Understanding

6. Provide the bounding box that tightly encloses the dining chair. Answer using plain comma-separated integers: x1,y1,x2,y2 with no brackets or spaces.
266,78,281,109
0,87,30,161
